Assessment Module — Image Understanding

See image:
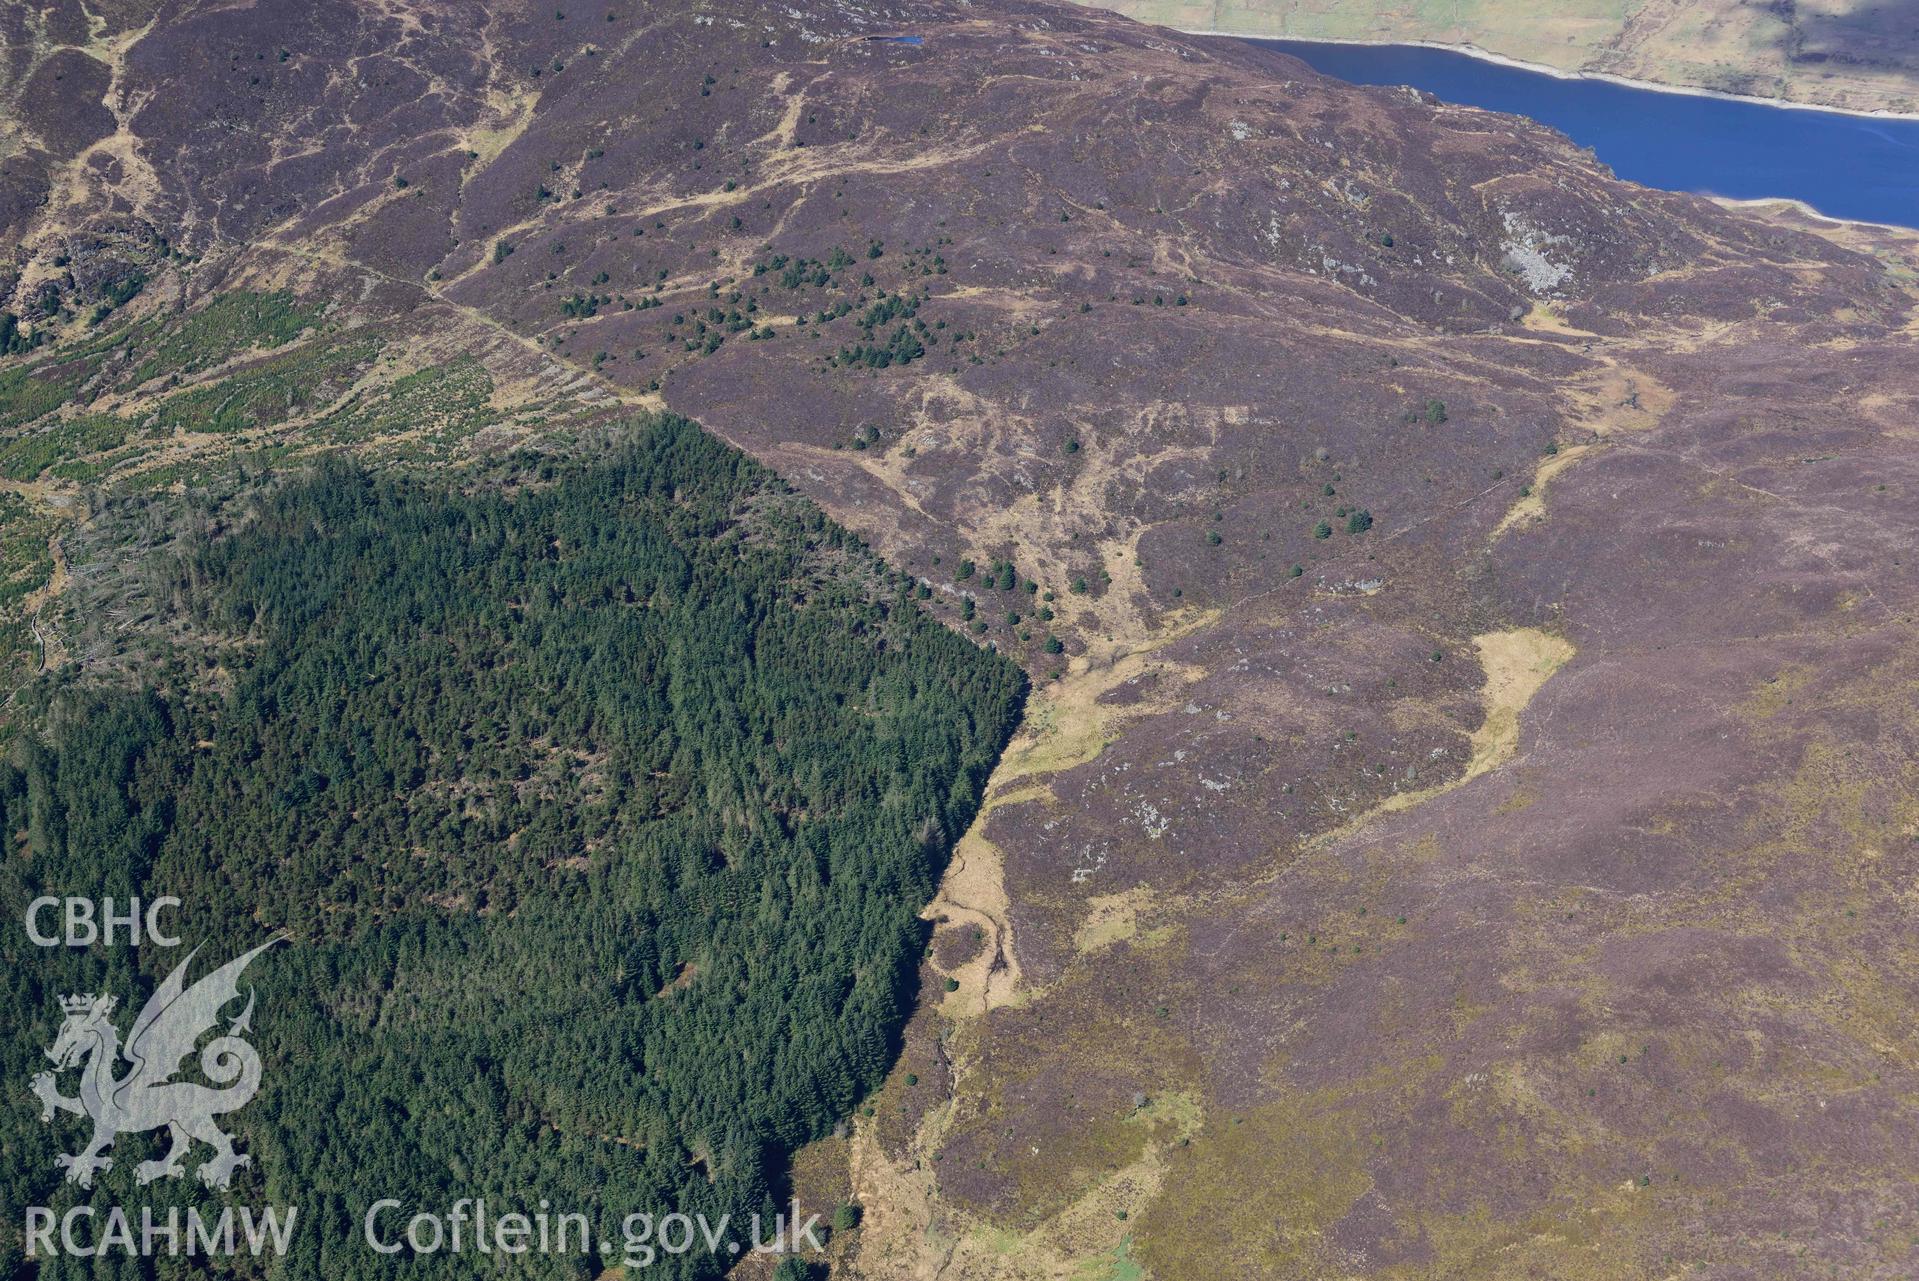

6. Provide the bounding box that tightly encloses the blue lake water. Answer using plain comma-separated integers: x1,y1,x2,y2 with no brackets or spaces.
1250,39,1919,228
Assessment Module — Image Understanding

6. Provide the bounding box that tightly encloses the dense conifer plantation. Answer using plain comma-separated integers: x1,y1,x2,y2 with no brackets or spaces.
0,417,1026,1279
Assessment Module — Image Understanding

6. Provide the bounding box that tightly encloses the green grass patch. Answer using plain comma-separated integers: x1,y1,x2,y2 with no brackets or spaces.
0,492,56,611
143,335,378,437
317,354,500,449
127,290,326,387
0,363,84,432
0,416,130,481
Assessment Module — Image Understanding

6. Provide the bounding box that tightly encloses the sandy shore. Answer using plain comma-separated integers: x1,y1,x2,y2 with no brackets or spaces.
1709,195,1919,237
1187,30,1919,124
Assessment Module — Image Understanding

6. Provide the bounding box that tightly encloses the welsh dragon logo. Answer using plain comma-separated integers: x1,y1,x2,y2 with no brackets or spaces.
29,939,280,1190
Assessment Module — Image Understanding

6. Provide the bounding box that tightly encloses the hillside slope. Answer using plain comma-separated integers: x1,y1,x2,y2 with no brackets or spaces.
1076,0,1919,115
3,1,1918,1278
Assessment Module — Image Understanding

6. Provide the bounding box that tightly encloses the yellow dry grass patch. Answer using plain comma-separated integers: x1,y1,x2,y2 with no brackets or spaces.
1459,629,1576,781
1400,1184,1668,1281
1493,362,1672,537
848,619,1220,1276
1491,442,1595,535
846,1085,1205,1281
461,84,538,170
1072,887,1167,956
14,513,74,675
1134,1086,1376,1279
931,783,1050,1019
929,627,1211,1018
1740,663,1815,723
1519,301,1599,337
1322,628,1574,841
1002,616,1214,784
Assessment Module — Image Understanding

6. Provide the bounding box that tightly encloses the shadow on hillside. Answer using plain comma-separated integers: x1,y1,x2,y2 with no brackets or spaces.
1780,0,1919,75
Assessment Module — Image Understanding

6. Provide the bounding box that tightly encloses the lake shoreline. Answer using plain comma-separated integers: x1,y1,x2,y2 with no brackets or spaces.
1709,195,1919,237
1196,30,1919,125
